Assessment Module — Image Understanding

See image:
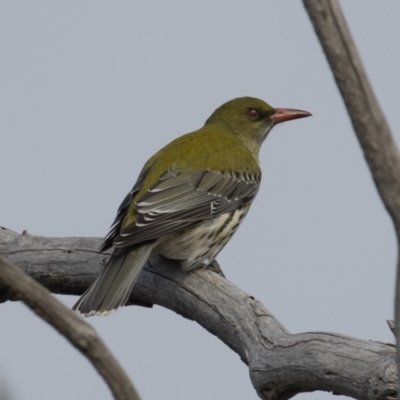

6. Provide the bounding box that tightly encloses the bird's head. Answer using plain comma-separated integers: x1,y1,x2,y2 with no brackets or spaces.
205,96,311,157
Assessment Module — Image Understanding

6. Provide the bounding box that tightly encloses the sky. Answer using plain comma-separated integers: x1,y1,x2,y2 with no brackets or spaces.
1,1,400,399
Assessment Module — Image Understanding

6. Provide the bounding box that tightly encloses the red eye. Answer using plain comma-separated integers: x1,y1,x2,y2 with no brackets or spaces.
247,109,259,120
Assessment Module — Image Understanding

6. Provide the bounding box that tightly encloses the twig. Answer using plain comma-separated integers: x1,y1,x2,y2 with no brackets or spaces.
303,0,400,379
0,256,141,400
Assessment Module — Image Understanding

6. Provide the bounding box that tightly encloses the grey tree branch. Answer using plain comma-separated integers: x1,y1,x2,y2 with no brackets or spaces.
303,0,400,380
0,245,141,400
0,226,397,400
2,4,398,397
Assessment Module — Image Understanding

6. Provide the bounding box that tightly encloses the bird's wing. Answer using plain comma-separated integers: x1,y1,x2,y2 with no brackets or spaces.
100,167,151,252
111,168,260,248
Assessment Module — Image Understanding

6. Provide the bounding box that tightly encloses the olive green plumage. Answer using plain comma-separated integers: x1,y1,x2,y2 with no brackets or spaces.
73,96,311,316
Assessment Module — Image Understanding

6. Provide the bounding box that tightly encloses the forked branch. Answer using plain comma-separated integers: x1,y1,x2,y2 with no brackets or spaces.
0,227,396,399
303,0,400,377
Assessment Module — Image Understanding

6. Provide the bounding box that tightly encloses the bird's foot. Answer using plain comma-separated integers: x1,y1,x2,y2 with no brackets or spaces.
206,259,225,278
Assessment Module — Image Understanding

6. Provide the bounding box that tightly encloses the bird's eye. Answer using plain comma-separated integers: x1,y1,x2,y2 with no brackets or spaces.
247,109,260,120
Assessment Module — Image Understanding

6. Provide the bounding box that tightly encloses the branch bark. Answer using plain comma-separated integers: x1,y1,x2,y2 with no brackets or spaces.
0,226,397,400
303,0,400,381
0,245,141,400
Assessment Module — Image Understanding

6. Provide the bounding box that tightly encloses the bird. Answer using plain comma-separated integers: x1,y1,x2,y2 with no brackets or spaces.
73,96,311,316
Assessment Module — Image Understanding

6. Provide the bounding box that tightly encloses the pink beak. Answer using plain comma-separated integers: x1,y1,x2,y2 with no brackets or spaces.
270,108,312,125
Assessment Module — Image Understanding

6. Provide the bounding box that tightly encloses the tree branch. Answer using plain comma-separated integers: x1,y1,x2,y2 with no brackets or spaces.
0,226,397,400
303,0,400,380
0,245,141,400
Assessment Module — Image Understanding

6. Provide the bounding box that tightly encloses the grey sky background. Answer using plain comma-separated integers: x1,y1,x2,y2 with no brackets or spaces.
1,2,399,399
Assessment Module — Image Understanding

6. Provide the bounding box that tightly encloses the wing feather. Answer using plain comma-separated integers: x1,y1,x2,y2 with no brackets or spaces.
111,168,260,248
100,167,150,252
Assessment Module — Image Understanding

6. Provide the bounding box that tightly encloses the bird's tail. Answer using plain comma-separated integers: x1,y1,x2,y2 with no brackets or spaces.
72,243,155,316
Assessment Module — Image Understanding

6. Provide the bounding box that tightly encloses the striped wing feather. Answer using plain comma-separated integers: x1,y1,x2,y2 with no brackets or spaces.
111,169,260,248
100,167,150,252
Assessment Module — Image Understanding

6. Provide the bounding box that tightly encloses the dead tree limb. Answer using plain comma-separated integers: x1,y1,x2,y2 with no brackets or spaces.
0,247,141,400
0,226,397,400
303,0,400,378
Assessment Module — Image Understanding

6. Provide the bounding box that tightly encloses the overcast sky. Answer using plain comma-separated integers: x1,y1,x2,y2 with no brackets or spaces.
1,2,400,400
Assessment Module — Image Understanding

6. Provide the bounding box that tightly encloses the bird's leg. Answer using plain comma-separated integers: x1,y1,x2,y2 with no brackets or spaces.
157,253,226,277
206,259,225,278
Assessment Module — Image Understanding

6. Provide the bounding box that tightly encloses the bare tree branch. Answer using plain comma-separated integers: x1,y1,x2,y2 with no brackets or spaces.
0,227,397,400
0,249,141,400
303,0,400,379
1,3,396,399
